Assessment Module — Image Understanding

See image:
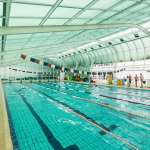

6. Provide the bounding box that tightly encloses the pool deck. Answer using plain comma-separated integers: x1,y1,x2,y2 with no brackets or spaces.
0,80,150,150
62,80,150,90
0,82,13,150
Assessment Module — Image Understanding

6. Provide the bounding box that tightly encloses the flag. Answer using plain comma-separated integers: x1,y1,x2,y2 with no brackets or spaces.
98,72,100,75
59,66,62,70
55,66,59,69
33,72,36,74
74,70,77,73
100,72,102,75
114,71,116,73
94,72,97,75
92,72,95,75
20,54,26,60
22,71,25,72
87,72,91,75
124,68,125,70
9,68,11,69
68,69,71,72
51,64,55,68
76,70,79,73
30,58,35,63
48,63,51,68
43,62,48,66
64,68,68,71
19,70,21,72
82,71,84,74
35,59,40,64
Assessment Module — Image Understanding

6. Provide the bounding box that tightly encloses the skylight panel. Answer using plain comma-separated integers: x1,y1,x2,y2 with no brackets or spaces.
13,0,57,5
113,1,136,11
91,0,120,9
0,2,3,16
10,3,51,17
77,10,101,19
44,19,68,25
9,18,42,26
60,0,93,8
50,7,80,18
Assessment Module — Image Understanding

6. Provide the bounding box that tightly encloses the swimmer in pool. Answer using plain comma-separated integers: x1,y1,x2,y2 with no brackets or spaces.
19,88,26,91
23,81,26,85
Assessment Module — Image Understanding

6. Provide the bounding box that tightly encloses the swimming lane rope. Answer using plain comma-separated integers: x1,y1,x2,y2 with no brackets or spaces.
19,83,139,150
39,82,150,121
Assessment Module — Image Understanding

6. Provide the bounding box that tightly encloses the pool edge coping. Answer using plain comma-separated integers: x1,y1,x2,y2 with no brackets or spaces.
0,82,13,150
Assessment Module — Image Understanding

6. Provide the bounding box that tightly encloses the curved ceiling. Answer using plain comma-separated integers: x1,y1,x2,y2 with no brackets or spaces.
1,0,150,69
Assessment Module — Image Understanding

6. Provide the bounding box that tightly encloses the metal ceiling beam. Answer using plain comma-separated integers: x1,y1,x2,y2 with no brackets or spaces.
60,0,149,45
0,40,96,56
42,0,126,45
21,0,63,49
36,0,99,47
0,23,149,37
1,0,122,12
1,0,12,62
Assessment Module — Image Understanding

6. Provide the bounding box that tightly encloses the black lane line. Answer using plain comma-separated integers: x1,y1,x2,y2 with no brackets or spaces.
2,83,20,150
28,83,118,136
11,84,79,150
41,83,138,121
46,83,138,122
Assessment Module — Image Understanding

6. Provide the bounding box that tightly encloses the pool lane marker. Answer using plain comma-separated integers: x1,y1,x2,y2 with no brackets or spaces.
53,83,150,107
99,95,150,107
39,83,150,121
66,82,150,100
27,83,139,150
15,84,79,150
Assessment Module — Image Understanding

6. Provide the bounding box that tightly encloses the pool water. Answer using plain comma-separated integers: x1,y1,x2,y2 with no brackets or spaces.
3,81,150,150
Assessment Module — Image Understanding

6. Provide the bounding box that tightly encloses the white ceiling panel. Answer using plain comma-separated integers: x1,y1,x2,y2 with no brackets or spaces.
9,18,42,26
44,19,68,25
50,7,80,18
10,3,51,17
91,0,120,9
60,0,93,8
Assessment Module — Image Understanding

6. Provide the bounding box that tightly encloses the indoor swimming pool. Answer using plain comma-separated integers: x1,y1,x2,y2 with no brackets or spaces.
3,81,150,150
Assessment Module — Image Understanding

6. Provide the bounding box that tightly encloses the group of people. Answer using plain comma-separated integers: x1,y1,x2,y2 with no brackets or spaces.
126,73,144,88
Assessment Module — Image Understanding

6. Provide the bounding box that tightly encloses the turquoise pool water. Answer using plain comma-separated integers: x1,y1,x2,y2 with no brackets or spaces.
3,81,150,150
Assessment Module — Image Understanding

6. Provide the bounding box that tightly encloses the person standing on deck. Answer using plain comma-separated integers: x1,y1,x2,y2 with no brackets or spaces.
134,74,138,87
129,74,132,86
126,76,130,87
140,73,144,88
